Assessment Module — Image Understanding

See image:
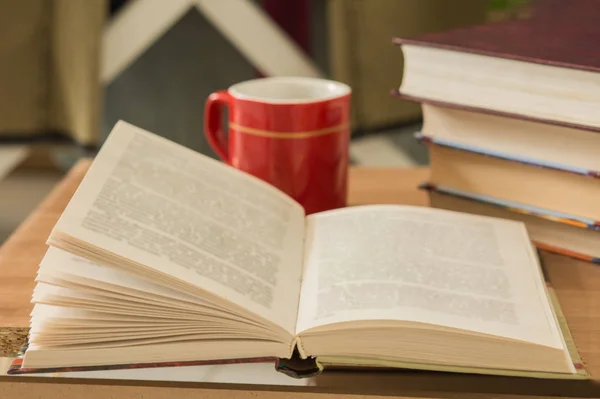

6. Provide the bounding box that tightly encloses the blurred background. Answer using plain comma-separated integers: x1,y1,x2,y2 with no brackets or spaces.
0,0,532,243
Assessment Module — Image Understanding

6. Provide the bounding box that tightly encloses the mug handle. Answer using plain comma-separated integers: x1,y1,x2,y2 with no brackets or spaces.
204,90,231,161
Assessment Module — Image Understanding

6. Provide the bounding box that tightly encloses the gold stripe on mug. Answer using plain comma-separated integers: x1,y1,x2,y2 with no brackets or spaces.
229,122,349,139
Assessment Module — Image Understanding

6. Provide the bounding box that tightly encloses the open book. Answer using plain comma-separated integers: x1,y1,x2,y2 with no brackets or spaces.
9,121,587,379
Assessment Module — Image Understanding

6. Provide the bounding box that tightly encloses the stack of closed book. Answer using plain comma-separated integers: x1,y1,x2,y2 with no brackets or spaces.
394,10,600,264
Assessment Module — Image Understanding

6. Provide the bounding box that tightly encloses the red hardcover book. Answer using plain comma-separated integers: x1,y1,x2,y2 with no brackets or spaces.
393,0,600,131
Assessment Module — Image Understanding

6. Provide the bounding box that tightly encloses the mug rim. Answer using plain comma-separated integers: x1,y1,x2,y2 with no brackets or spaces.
228,77,351,104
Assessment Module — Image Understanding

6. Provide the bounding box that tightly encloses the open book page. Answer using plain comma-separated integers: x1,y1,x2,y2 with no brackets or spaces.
39,248,231,310
36,248,273,329
50,121,305,334
296,205,564,349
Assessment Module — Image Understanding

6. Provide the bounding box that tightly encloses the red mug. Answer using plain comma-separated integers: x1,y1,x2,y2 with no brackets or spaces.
204,77,351,214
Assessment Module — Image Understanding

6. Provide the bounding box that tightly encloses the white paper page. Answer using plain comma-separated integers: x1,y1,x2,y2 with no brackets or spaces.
296,205,563,349
36,249,273,329
39,248,219,307
51,121,305,334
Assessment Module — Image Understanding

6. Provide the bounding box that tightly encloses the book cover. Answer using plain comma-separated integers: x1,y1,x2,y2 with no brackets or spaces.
392,0,600,132
7,346,321,378
393,2,600,73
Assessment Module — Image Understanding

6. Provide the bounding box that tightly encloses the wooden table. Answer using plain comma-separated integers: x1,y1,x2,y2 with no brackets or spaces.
1,159,599,399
